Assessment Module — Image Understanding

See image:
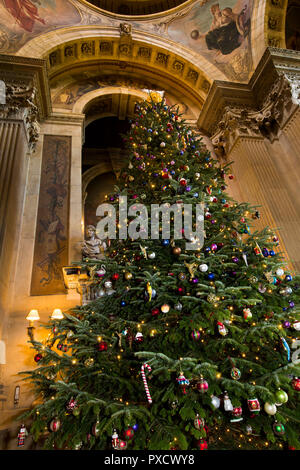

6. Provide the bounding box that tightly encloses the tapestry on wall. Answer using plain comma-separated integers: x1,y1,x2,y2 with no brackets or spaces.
31,135,71,296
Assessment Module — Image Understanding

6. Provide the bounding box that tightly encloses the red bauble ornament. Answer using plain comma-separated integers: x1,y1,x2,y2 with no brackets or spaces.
123,427,134,440
49,418,61,432
197,377,209,393
292,377,300,391
151,308,160,316
177,287,185,295
112,273,120,281
97,341,108,352
179,178,187,186
228,175,234,180
197,439,208,450
34,353,43,363
194,414,205,430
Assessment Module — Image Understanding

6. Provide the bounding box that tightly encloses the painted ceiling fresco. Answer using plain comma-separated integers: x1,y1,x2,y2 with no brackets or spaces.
0,0,254,82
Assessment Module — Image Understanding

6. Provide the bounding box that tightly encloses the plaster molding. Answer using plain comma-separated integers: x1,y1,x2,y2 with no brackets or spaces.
0,55,52,151
198,48,300,159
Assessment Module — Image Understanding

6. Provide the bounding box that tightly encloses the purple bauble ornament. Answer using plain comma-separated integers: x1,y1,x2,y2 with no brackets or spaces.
232,257,239,263
283,321,291,328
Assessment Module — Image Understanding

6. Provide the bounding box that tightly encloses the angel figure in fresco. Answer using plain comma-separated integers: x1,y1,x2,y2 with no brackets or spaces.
191,2,250,56
3,0,46,33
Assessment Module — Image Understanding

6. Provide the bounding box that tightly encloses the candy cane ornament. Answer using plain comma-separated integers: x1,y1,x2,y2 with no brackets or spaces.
141,363,152,404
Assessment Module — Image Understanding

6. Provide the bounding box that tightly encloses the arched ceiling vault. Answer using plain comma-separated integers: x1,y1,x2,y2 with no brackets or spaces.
1,0,292,123
81,89,149,126
38,34,213,117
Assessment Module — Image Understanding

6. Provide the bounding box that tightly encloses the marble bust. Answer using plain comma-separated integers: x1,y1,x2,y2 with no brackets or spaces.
82,225,107,260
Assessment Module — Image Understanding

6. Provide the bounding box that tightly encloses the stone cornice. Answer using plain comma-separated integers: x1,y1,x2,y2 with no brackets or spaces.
197,48,300,159
0,54,52,122
198,48,300,137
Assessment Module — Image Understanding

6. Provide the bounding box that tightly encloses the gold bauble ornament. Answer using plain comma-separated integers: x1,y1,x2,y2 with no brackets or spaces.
124,272,133,280
84,358,95,368
172,247,182,256
161,304,170,313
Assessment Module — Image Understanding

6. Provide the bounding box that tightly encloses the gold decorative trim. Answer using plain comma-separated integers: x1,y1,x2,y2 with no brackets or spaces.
265,0,289,49
45,36,211,107
75,0,195,20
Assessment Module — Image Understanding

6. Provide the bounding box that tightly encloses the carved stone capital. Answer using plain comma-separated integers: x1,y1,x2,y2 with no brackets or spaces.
198,48,300,159
0,54,51,152
211,72,300,156
0,83,40,150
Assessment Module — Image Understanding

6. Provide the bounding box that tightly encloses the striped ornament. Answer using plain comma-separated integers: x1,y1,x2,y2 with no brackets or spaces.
141,363,152,404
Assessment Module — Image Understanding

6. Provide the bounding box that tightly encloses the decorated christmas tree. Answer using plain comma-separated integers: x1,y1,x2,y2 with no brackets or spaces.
20,96,300,450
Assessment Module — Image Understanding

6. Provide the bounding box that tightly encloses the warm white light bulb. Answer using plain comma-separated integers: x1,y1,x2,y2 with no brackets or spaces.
51,309,64,320
26,310,40,322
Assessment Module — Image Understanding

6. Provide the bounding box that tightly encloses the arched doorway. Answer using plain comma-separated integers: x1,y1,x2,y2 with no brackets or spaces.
82,115,131,228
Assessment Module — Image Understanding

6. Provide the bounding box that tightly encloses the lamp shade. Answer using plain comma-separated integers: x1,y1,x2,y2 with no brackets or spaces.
51,309,64,320
26,310,40,322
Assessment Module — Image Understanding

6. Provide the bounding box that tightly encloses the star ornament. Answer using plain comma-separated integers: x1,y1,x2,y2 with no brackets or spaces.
184,261,198,279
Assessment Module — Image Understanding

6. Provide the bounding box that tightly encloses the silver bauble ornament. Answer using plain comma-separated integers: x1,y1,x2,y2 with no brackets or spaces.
175,302,182,311
199,264,208,272
264,402,277,415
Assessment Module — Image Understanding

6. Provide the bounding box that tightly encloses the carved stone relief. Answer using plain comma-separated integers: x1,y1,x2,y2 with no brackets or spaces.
211,72,300,157
0,83,40,151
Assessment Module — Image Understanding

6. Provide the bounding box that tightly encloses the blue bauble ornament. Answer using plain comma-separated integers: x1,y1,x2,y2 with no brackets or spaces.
285,275,292,282
132,424,138,431
208,273,215,280
193,193,199,198
262,249,269,257
162,239,170,246
269,250,275,256
121,301,126,307
205,247,211,253
180,150,184,155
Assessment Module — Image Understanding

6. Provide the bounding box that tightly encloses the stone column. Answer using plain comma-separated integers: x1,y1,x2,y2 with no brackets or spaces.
0,84,40,330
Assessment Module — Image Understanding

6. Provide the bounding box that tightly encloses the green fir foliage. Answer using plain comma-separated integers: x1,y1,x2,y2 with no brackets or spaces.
20,97,300,450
